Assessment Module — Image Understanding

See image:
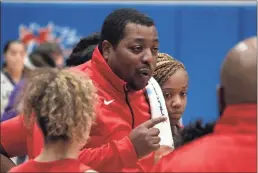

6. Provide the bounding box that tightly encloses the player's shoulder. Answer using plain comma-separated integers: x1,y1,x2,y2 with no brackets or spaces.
9,160,34,172
170,134,218,159
156,134,235,172
1,115,24,127
155,136,214,172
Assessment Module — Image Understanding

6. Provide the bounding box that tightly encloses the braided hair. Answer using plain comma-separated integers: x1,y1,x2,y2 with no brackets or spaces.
153,53,187,148
153,53,186,87
154,54,215,147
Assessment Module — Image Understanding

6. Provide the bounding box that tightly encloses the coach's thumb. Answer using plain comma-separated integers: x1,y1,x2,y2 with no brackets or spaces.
141,117,167,129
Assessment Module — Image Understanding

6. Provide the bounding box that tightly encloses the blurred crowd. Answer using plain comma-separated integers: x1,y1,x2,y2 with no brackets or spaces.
0,8,256,173
1,33,100,120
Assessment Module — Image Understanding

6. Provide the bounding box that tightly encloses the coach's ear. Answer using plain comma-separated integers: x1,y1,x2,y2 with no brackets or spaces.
217,84,226,116
101,40,112,61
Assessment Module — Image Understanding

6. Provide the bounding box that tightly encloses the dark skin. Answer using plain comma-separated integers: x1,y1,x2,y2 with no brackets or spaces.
102,22,168,158
102,23,159,91
161,68,188,126
218,37,257,113
159,68,188,154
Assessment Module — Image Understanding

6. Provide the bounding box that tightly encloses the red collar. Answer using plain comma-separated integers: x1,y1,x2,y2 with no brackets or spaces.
214,104,257,134
91,47,127,93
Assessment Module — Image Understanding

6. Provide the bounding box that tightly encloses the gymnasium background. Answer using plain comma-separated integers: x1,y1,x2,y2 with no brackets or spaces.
1,1,256,125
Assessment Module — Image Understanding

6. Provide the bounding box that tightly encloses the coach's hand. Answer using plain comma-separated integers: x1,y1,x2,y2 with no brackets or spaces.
129,117,167,159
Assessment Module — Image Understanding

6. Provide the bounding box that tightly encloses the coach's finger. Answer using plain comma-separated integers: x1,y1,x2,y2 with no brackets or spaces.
141,117,167,129
148,137,161,144
148,128,160,136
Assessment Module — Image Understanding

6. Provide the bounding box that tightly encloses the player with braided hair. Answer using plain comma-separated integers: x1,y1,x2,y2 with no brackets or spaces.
154,53,216,149
153,53,186,87
153,53,188,146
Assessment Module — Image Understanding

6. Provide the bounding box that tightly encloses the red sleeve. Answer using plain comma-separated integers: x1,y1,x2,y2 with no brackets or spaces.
79,136,139,172
1,116,27,157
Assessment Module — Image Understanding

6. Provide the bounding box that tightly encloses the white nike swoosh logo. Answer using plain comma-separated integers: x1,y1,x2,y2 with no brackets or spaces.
104,99,114,105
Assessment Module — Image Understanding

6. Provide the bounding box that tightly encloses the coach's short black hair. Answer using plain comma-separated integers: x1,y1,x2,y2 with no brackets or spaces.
66,32,100,67
99,8,155,52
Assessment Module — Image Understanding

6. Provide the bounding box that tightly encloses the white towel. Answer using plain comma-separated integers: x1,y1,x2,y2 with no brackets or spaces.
145,77,174,149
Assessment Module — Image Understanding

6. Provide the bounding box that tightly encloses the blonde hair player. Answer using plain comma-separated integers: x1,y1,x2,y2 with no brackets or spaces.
9,68,98,172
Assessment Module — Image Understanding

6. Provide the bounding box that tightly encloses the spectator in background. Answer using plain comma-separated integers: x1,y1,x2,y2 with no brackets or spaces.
33,42,64,68
152,36,257,172
9,68,97,172
1,40,26,116
1,42,62,122
66,32,100,67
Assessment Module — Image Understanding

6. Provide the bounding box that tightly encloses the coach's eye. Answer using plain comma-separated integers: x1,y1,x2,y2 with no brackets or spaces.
131,46,143,54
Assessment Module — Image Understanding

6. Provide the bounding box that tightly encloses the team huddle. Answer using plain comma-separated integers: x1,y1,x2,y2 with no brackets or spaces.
0,8,256,173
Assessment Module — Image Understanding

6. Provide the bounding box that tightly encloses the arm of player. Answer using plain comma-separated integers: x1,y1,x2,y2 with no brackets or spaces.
1,116,28,172
1,116,28,157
